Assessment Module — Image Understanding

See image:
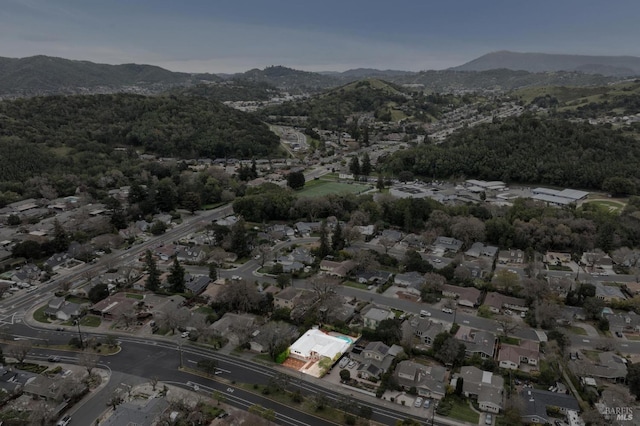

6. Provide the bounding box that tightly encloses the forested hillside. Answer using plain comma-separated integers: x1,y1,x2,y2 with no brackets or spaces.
382,115,640,191
0,93,280,184
171,80,281,102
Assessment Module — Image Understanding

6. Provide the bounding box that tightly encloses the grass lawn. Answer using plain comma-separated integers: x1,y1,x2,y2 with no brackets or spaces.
343,280,368,290
566,326,587,335
126,293,144,300
297,180,371,197
195,305,215,315
582,199,626,213
33,305,51,323
79,315,102,327
448,400,480,424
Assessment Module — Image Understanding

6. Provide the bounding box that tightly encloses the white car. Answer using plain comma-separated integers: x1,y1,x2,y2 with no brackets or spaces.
57,415,71,426
414,397,423,408
442,308,454,314
181,331,190,338
420,310,432,318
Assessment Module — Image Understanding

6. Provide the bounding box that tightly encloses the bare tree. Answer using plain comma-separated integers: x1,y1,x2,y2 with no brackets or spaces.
9,340,32,365
352,249,379,273
378,237,395,255
253,244,272,269
493,269,521,294
156,307,191,335
78,351,100,378
259,322,295,361
342,226,362,247
496,316,519,338
209,247,228,266
309,276,340,304
520,277,550,303
583,249,605,271
533,301,562,329
218,280,262,313
453,265,471,281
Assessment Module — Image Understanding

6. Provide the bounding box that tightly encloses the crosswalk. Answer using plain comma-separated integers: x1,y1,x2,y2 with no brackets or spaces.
0,311,24,326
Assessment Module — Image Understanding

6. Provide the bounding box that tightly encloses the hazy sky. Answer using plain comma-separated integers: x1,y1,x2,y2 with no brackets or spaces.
1,0,639,73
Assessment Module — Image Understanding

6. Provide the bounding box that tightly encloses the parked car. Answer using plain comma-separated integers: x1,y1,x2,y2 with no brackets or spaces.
616,331,623,338
485,414,493,425
420,310,432,318
414,397,423,408
181,331,190,338
48,355,61,362
423,399,431,409
338,357,350,369
442,308,453,314
347,360,356,369
56,414,71,426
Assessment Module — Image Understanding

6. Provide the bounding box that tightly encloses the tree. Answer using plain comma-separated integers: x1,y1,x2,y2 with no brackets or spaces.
583,297,605,320
9,340,32,365
361,153,372,177
52,219,70,252
182,191,201,214
287,171,305,189
144,250,161,292
78,352,100,378
259,321,294,361
309,275,340,305
276,273,291,289
149,220,167,235
7,214,21,226
435,336,465,366
331,221,345,251
317,220,331,259
340,369,351,382
496,316,519,339
208,263,218,280
349,156,360,177
197,359,218,376
229,217,250,258
156,306,191,335
450,216,485,248
167,258,185,293
376,175,385,190
494,269,521,294
88,283,110,303
627,362,640,399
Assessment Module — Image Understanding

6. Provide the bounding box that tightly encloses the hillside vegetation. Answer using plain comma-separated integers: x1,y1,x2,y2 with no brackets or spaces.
382,115,640,191
0,93,280,183
171,79,281,102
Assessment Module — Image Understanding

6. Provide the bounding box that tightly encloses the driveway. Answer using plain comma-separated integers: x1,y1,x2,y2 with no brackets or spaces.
573,322,599,338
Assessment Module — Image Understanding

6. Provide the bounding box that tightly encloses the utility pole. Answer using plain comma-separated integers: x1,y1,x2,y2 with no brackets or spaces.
74,319,83,349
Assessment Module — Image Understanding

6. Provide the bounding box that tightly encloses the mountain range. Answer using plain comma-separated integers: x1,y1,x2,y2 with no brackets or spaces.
452,50,640,76
0,52,638,98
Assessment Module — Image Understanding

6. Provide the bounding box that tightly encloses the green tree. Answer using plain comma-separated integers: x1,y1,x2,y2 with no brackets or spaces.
182,191,201,214
349,156,361,177
52,219,70,252
331,221,345,251
287,171,306,189
7,214,21,226
627,362,640,399
276,273,291,289
144,250,161,292
317,220,331,259
88,283,109,303
229,217,250,258
208,263,218,280
340,369,351,382
167,258,185,293
149,220,167,235
361,153,372,177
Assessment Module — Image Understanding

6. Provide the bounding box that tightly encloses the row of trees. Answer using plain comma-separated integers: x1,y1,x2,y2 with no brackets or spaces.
382,114,640,193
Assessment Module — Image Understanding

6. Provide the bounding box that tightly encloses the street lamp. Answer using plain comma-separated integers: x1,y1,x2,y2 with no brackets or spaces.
432,401,439,425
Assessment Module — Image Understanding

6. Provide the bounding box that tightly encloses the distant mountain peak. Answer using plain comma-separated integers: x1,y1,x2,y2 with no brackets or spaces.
452,51,640,76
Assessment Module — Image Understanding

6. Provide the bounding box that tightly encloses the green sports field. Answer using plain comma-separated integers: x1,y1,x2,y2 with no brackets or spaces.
297,180,372,197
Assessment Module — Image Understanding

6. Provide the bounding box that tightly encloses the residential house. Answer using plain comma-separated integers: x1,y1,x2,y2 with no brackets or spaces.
210,312,260,346
288,328,351,362
498,340,540,370
400,233,426,250
274,287,315,310
520,389,580,424
498,249,525,264
594,283,626,302
431,236,463,255
356,270,393,285
184,274,211,295
395,360,447,400
483,292,528,314
44,252,73,271
442,284,482,307
362,306,395,329
319,259,356,278
294,221,321,236
622,282,640,297
90,293,140,321
175,245,207,263
605,311,640,333
453,366,504,413
455,326,497,359
249,322,299,353
545,251,572,266
405,317,444,346
380,229,403,243
465,242,499,259
394,271,426,292
355,341,403,380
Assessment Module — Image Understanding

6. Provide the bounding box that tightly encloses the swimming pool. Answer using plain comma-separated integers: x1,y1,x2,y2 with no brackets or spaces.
336,335,353,344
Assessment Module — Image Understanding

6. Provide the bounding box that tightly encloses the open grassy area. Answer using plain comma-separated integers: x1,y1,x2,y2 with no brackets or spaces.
581,198,626,213
567,326,588,335
448,400,480,424
79,315,102,327
297,180,371,197
126,293,144,300
33,305,51,323
343,280,368,290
